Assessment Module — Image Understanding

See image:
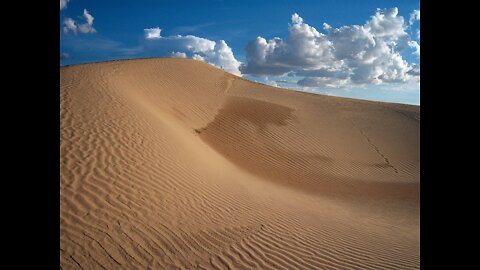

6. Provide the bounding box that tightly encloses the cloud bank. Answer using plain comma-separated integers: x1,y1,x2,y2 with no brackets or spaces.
240,8,419,88
143,28,241,75
62,6,418,92
64,9,96,35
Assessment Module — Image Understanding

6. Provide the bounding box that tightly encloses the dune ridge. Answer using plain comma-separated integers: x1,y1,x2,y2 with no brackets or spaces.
60,58,419,269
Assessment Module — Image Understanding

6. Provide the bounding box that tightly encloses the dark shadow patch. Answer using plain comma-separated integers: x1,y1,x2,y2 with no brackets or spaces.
194,128,206,134
204,96,295,132
197,96,417,205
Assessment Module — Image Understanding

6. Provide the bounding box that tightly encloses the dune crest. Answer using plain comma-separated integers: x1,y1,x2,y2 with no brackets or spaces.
61,58,419,269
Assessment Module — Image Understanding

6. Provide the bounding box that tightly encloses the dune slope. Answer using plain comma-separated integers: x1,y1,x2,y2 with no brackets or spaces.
60,58,420,269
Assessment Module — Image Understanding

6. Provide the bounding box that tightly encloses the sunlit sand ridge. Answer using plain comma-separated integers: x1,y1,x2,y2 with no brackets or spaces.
60,58,419,269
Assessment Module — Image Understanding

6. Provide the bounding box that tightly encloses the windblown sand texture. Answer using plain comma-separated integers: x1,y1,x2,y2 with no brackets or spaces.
60,58,420,269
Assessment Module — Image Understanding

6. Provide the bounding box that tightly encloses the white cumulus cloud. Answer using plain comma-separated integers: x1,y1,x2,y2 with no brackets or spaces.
60,0,69,10
241,8,419,88
409,9,420,25
78,9,96,33
63,18,77,34
170,51,187,58
241,13,335,76
203,40,241,75
366,8,406,39
144,27,162,39
63,9,96,34
192,54,205,61
408,40,420,57
144,29,241,75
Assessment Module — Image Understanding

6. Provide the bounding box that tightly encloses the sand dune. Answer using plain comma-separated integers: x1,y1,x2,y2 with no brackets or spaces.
60,58,419,269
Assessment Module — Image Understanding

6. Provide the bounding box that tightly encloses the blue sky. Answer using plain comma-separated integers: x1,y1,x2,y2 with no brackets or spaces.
60,0,420,105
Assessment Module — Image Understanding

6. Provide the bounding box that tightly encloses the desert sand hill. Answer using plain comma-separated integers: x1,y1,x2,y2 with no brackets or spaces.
60,58,420,269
